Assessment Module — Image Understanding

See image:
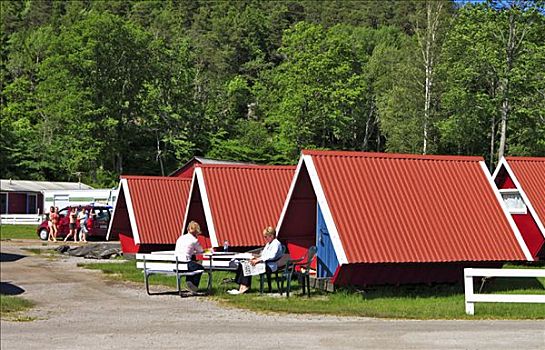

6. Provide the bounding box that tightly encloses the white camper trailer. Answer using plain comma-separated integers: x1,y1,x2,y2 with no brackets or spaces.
42,189,118,210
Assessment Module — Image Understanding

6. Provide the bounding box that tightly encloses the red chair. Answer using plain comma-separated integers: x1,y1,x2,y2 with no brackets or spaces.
283,246,317,298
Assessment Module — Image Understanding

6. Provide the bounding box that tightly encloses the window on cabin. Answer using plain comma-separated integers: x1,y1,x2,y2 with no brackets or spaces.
500,190,527,214
27,194,37,214
1,193,7,214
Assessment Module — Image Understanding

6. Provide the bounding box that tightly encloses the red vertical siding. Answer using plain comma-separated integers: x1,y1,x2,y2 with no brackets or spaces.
495,167,517,189
184,178,212,248
506,157,545,228
496,163,545,259
278,164,317,252
108,187,131,253
169,159,198,178
512,214,544,258
8,193,26,214
180,167,195,179
172,167,196,179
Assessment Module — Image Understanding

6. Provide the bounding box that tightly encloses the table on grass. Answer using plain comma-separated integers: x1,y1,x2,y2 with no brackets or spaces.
151,250,256,291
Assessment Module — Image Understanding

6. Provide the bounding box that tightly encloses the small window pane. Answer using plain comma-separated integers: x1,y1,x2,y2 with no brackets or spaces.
27,195,37,214
501,192,526,213
1,194,7,214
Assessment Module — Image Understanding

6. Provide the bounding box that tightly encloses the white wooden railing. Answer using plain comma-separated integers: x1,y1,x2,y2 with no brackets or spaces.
464,268,545,315
0,214,43,225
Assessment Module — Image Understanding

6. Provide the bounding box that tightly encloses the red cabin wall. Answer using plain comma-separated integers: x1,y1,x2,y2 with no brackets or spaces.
333,262,503,287
170,159,198,178
172,167,195,179
495,165,545,259
278,164,316,253
184,178,212,248
512,214,545,259
109,188,136,254
494,167,517,189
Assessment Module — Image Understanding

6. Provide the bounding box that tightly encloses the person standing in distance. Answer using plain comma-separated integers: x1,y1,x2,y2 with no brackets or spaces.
47,206,57,242
78,207,89,242
64,207,78,242
174,221,205,294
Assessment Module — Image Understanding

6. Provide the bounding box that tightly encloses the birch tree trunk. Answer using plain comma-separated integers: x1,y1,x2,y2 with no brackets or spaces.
362,101,375,151
416,1,443,155
497,10,516,161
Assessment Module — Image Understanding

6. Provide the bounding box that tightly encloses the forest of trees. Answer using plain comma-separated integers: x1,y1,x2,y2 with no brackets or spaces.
1,0,544,187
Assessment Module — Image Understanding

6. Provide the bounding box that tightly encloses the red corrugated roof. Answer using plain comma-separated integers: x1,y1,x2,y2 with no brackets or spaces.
303,149,484,162
199,165,295,247
505,157,545,227
122,176,191,244
303,150,526,263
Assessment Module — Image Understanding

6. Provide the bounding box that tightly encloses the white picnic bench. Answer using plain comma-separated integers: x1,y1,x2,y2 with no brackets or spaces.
135,253,212,296
136,250,292,296
148,250,248,270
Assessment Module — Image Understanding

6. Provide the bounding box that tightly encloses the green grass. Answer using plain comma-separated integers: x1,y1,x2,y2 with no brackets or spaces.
22,248,48,255
22,248,59,261
0,225,38,240
222,280,545,320
0,296,35,321
80,261,241,293
504,263,545,287
80,260,545,319
80,261,146,283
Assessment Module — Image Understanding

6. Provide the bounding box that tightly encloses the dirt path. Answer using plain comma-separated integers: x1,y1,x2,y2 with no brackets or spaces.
1,240,544,350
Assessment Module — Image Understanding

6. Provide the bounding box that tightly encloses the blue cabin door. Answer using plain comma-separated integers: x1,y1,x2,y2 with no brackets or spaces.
316,204,339,278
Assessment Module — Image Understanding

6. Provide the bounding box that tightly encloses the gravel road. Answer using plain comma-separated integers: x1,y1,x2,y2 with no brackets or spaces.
1,240,544,350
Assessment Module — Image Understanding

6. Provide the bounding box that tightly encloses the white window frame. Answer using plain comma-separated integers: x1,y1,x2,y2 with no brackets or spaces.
499,189,527,215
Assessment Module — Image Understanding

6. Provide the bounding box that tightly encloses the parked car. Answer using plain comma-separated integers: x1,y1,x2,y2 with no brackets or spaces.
37,205,112,241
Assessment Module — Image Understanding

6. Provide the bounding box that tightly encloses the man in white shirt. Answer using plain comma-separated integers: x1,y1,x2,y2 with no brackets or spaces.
175,221,204,294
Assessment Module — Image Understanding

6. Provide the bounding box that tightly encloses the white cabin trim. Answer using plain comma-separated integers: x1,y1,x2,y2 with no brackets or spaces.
121,178,141,245
304,155,348,265
480,161,532,261
195,168,219,248
495,158,545,239
106,180,122,241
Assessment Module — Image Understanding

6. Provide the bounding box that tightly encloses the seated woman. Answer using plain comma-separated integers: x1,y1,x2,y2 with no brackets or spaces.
174,221,205,294
227,226,282,295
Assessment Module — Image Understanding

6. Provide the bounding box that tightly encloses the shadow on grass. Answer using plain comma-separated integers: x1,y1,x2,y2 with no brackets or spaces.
483,277,544,292
145,290,181,296
341,283,465,300
338,277,544,300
